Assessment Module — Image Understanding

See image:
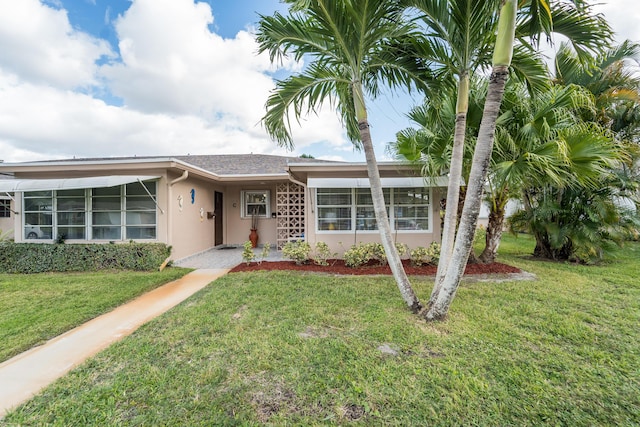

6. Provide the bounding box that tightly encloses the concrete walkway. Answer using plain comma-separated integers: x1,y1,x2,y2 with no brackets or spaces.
175,245,284,269
0,268,228,418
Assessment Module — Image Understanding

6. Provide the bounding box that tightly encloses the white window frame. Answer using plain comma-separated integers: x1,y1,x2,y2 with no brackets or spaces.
241,190,271,219
316,187,432,234
21,181,158,242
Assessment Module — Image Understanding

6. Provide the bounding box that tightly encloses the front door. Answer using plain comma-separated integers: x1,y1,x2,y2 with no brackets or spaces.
214,191,223,246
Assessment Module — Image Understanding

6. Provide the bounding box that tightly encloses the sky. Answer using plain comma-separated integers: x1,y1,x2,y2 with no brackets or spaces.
0,0,639,164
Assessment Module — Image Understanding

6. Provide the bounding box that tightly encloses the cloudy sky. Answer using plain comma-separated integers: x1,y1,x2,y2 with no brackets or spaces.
0,0,638,164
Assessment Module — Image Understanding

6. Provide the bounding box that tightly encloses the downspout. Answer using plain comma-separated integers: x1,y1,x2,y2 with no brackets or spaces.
170,170,189,186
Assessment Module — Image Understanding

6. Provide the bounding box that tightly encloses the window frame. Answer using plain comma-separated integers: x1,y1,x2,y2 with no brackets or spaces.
22,180,158,242
241,190,271,219
316,187,432,234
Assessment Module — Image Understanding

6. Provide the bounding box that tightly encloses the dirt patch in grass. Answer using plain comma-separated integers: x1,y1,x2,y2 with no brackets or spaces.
231,259,521,276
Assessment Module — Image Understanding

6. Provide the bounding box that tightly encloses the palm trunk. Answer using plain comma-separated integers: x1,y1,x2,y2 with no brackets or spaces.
426,66,510,320
432,74,469,305
478,202,506,264
425,0,516,321
354,83,422,313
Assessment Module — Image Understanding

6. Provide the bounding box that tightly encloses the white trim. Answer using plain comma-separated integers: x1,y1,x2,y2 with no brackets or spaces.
240,190,271,219
0,176,160,192
307,177,448,188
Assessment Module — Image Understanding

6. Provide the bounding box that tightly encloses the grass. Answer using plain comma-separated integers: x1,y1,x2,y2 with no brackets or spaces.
0,268,190,363
3,235,639,425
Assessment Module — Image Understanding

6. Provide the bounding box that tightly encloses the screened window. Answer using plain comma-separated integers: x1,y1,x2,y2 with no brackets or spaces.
92,186,122,240
394,187,430,230
242,190,270,218
0,199,10,218
316,187,430,233
355,188,390,231
24,191,53,240
57,189,86,239
317,188,352,231
23,180,157,241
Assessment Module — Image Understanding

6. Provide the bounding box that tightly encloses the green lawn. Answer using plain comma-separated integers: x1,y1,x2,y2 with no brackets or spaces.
3,235,639,425
0,268,190,363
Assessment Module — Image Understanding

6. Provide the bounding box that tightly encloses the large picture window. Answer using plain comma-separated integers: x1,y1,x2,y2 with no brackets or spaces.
23,180,157,241
316,187,430,233
0,199,10,218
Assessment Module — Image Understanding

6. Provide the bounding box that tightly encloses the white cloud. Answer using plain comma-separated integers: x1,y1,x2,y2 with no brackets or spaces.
593,1,640,44
0,0,113,89
4,0,635,164
0,0,349,162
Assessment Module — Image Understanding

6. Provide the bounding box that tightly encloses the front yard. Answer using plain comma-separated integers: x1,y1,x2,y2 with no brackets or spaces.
2,235,639,425
0,268,190,363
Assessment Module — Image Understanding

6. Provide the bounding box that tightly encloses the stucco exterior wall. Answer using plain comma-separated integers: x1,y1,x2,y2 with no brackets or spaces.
223,183,279,247
166,174,218,260
304,187,445,256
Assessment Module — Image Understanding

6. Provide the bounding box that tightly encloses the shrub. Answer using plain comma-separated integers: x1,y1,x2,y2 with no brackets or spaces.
410,242,441,267
343,242,388,268
0,242,171,274
282,240,311,265
242,241,256,265
395,242,409,258
260,242,271,264
313,241,336,266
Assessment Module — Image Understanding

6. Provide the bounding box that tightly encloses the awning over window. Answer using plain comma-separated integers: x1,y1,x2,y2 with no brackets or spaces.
0,176,160,193
306,176,448,189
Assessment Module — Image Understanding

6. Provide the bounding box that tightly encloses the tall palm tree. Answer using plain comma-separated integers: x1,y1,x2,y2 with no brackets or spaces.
404,0,609,309
401,0,500,300
256,0,427,312
425,0,612,320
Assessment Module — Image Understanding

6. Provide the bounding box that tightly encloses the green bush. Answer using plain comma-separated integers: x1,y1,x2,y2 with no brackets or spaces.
241,241,255,265
0,242,171,274
313,241,336,266
410,242,441,266
282,240,311,265
343,242,411,268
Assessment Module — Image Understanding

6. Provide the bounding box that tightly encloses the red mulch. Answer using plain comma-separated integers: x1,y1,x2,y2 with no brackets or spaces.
230,259,521,276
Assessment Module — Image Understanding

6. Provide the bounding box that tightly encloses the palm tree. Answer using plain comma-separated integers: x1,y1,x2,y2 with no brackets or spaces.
401,0,501,302
480,82,608,263
424,0,612,320
256,0,427,312
403,0,610,309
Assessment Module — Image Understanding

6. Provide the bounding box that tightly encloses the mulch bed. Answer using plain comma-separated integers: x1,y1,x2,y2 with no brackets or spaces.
230,259,521,276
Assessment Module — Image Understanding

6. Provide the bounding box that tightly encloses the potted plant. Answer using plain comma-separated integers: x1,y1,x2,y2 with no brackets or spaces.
249,209,259,248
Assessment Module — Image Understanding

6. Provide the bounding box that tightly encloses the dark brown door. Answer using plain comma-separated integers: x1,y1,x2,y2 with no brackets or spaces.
214,191,223,246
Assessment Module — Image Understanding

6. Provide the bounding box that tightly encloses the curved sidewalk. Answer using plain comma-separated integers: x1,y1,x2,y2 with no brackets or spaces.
0,268,227,418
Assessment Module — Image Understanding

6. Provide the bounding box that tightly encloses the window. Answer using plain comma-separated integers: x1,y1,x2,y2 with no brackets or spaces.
23,180,157,241
316,187,430,233
317,188,351,230
57,189,86,239
0,199,10,218
24,191,53,240
242,190,270,218
355,188,390,231
394,187,430,230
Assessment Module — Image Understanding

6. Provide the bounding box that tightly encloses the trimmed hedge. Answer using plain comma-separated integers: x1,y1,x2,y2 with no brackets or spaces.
0,243,171,274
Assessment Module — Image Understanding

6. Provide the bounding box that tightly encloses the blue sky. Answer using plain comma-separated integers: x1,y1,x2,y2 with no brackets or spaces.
0,0,638,163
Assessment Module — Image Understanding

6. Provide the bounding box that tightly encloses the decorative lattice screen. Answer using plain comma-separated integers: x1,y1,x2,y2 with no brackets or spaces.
276,182,305,249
